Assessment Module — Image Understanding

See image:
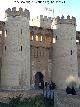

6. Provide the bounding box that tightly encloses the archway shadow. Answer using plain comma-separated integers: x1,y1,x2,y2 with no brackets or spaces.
35,72,44,89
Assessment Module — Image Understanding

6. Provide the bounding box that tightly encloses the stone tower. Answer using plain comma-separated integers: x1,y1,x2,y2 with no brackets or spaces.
30,15,53,29
1,7,30,89
52,15,78,89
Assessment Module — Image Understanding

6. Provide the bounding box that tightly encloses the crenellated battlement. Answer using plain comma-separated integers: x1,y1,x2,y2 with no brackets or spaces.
30,15,53,28
54,15,76,25
40,15,53,21
39,15,53,28
5,7,30,19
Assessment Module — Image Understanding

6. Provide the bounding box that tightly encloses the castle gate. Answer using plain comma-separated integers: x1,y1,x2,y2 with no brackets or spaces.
35,72,44,89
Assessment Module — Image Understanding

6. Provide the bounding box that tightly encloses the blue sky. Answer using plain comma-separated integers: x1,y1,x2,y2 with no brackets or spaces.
0,0,80,30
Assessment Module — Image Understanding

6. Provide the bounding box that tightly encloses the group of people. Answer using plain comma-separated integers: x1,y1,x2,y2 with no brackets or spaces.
66,86,76,95
43,81,56,101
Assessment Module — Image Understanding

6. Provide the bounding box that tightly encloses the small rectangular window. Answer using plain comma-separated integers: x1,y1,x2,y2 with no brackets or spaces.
76,40,79,43
0,31,2,35
21,46,22,51
5,30,7,37
71,50,72,55
31,36,33,40
53,38,56,43
40,36,42,41
5,46,6,51
56,36,57,40
21,29,22,34
36,35,38,41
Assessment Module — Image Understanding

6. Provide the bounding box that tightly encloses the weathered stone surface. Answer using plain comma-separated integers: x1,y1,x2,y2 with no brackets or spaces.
1,8,30,89
0,7,79,90
52,17,78,89
30,15,53,29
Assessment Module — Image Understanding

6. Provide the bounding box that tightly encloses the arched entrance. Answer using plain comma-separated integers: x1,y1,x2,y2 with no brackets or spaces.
35,72,44,89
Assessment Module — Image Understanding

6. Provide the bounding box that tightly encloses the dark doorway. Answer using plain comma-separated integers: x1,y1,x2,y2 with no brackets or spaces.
35,72,44,89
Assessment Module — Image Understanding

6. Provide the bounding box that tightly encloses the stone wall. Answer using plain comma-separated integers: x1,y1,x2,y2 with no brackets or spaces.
30,26,53,84
52,16,78,89
76,31,80,77
0,21,5,87
30,15,53,29
1,7,30,89
0,10,79,90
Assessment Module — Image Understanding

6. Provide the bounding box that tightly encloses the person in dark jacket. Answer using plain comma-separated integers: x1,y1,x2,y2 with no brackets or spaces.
66,86,71,94
71,86,76,95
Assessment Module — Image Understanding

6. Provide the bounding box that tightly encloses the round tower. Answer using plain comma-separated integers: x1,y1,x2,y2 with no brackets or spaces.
52,15,78,89
1,7,30,89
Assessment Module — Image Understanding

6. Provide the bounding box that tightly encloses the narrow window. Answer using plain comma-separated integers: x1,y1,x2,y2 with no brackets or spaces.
56,36,57,40
6,30,7,34
36,35,38,41
53,38,56,43
31,36,33,40
76,40,79,43
21,46,22,51
5,30,7,37
0,31,2,35
71,50,72,55
40,36,43,41
5,46,6,51
21,29,22,34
